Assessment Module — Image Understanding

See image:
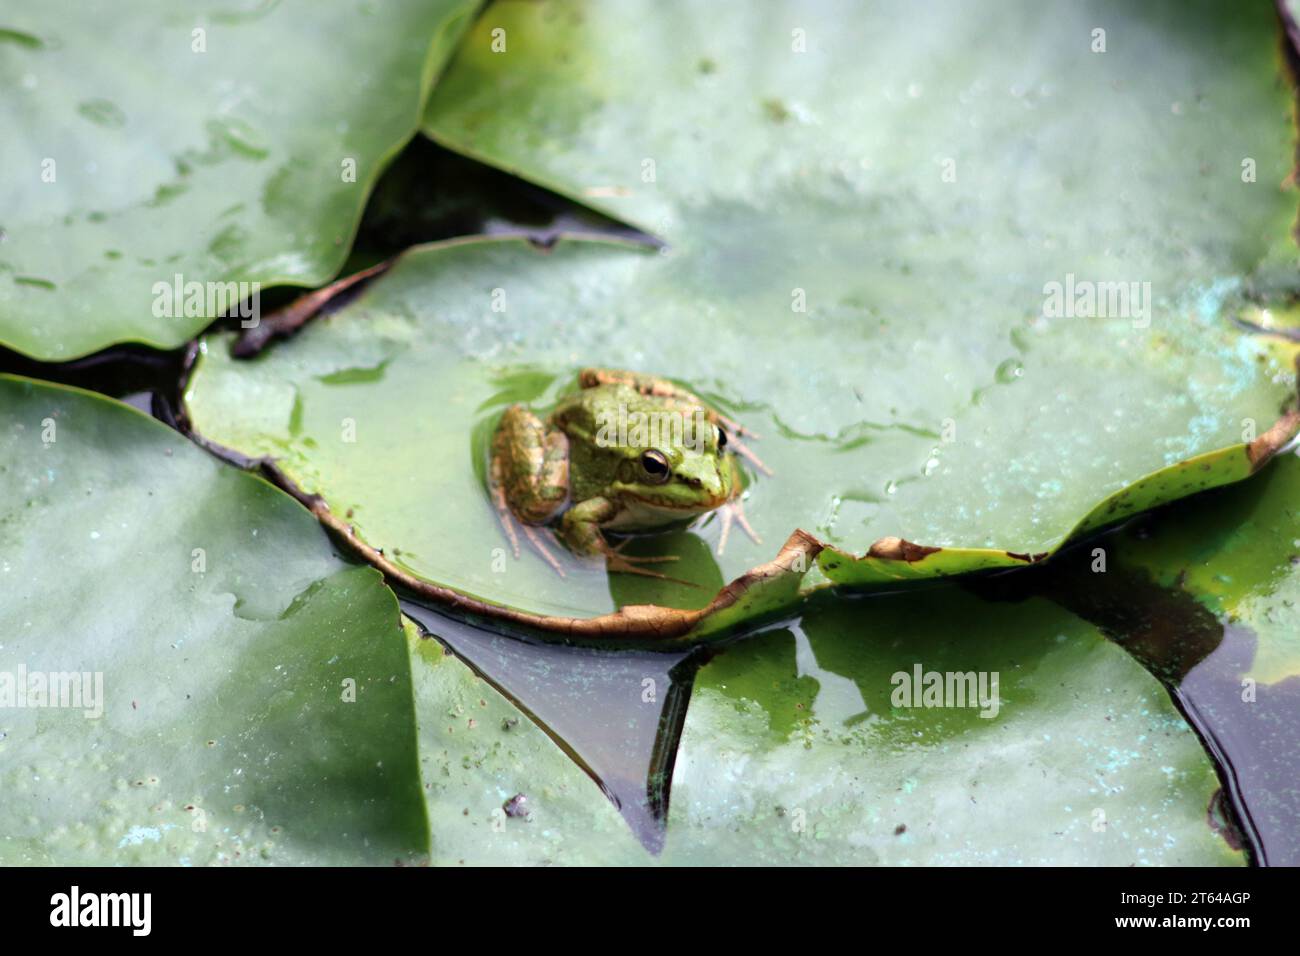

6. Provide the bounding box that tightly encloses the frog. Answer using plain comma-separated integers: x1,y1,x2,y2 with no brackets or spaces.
488,368,769,578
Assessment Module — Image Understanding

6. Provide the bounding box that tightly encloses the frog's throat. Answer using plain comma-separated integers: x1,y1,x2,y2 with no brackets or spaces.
600,495,721,531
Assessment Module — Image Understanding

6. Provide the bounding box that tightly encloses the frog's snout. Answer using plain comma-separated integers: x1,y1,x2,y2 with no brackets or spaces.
684,470,728,505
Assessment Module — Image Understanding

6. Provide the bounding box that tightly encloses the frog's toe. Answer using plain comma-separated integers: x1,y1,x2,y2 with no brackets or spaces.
716,499,762,556
604,553,698,587
520,523,566,577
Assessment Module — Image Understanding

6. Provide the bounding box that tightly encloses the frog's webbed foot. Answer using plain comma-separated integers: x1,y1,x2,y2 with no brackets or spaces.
715,496,762,556
520,522,566,577
602,539,700,587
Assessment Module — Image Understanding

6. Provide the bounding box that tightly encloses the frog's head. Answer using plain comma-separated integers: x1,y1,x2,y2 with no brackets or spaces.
609,417,735,517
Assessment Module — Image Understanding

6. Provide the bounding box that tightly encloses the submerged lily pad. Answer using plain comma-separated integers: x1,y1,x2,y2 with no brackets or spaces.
1113,451,1300,686
0,0,479,360
1099,448,1300,863
663,588,1243,865
0,375,428,864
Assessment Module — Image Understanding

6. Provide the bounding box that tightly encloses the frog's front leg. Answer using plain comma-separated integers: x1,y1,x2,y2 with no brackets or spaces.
490,404,570,573
560,497,685,581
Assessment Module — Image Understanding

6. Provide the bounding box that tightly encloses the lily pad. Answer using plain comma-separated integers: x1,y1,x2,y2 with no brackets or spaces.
1108,449,1300,687
0,0,479,360
184,222,1292,638
662,588,1244,865
0,375,428,864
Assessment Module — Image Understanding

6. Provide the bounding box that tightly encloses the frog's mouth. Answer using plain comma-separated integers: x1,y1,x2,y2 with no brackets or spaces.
605,493,727,530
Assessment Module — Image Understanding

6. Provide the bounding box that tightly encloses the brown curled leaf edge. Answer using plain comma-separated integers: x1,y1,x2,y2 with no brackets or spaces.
206,268,1300,646
185,366,1300,647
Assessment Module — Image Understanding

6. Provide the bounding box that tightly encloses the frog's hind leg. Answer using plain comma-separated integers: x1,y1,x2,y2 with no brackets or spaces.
519,523,566,577
490,404,571,576
488,452,522,558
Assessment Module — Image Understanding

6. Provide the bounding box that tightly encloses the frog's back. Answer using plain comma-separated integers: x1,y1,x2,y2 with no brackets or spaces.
552,382,644,439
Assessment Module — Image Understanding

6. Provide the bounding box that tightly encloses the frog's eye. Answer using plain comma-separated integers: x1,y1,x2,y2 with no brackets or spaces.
640,449,671,483
716,427,728,451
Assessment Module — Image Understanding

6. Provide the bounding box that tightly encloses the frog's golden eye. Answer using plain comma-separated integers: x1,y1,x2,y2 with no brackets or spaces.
640,449,671,483
716,427,728,451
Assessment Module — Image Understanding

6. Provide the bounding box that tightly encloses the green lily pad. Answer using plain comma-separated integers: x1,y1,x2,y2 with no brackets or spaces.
0,0,479,360
0,374,428,864
0,372,642,864
662,588,1244,865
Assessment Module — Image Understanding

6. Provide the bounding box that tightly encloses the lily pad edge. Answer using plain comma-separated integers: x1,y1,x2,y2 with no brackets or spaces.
178,235,1300,645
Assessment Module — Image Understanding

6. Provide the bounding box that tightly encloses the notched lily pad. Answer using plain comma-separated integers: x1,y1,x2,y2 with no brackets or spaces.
185,225,1300,642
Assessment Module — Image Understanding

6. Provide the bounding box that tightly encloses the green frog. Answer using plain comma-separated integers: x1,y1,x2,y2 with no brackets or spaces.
489,368,768,578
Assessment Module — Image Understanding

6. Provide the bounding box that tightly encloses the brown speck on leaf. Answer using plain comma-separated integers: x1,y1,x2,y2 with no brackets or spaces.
503,793,529,818
762,97,790,123
868,536,940,562
1006,550,1048,563
894,824,906,836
